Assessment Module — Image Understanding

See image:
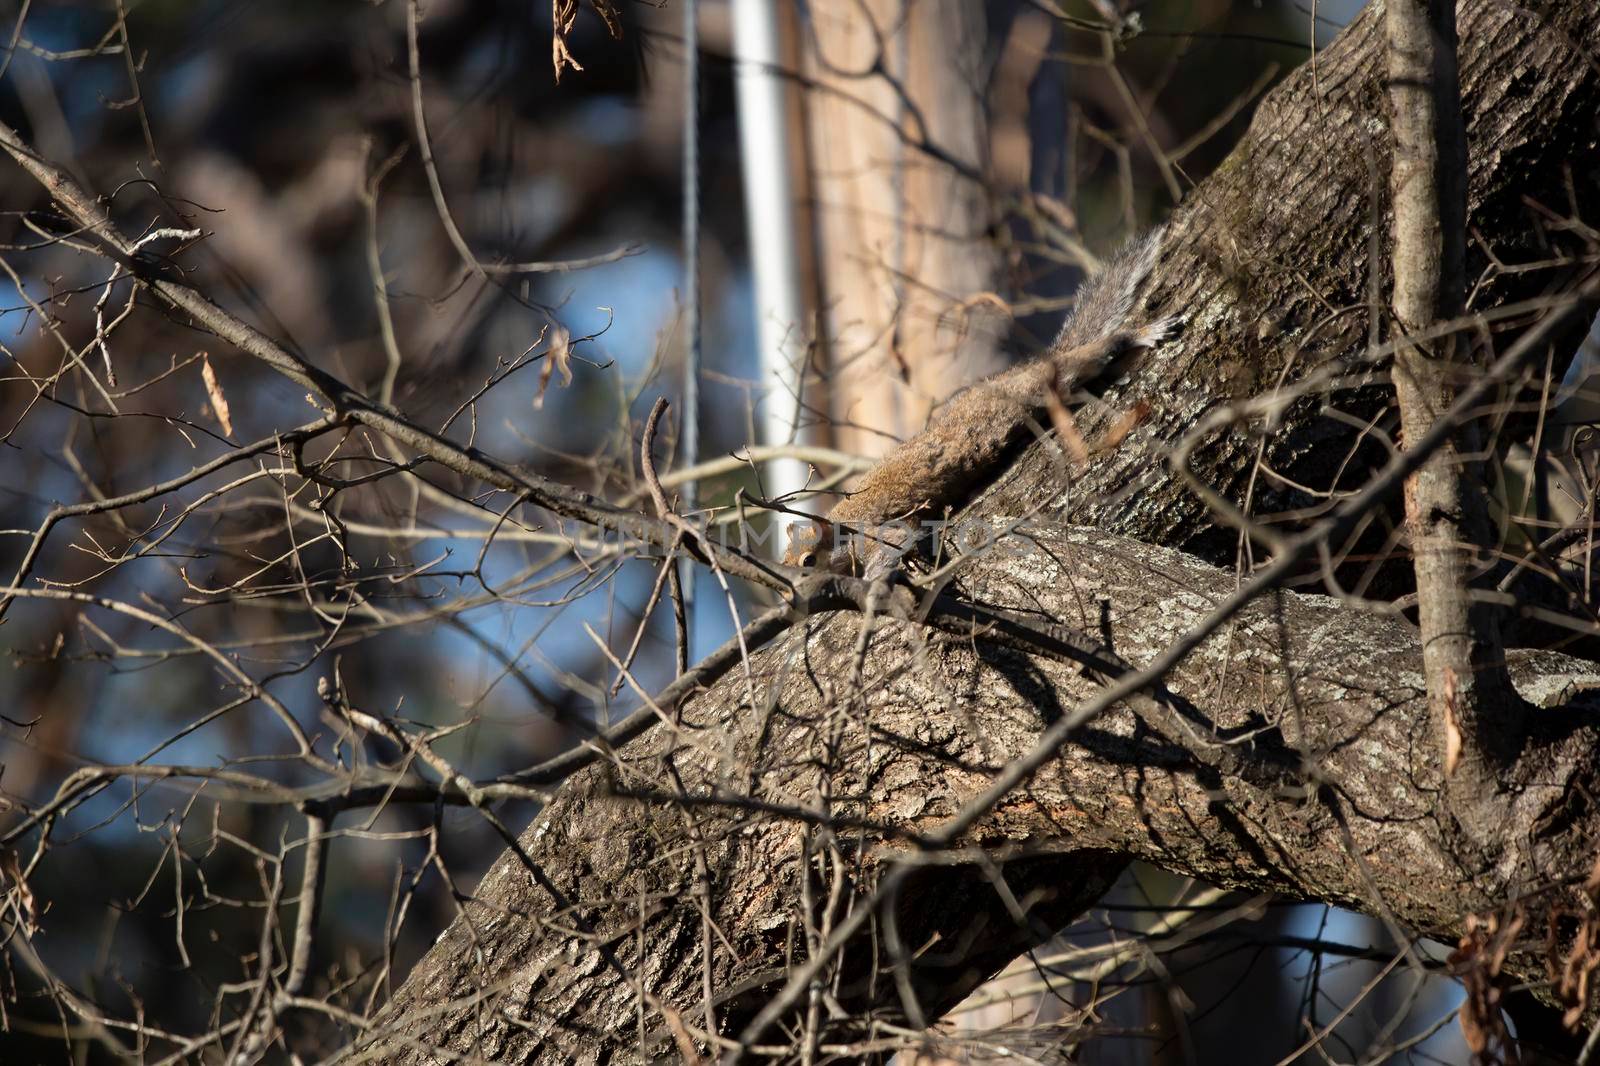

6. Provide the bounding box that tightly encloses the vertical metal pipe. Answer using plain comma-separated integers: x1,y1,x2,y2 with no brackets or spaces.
681,0,700,647
733,0,808,551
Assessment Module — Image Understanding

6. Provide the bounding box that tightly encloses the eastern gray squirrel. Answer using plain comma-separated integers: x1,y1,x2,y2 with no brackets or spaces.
784,227,1179,574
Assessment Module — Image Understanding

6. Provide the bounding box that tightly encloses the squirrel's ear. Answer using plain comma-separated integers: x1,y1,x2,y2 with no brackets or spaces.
785,519,825,567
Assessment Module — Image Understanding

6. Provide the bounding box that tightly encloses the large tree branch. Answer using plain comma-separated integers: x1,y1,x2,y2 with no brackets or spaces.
352,517,1600,1062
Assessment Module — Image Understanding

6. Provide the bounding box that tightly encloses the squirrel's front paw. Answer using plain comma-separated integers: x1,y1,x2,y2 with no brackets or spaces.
1134,315,1185,349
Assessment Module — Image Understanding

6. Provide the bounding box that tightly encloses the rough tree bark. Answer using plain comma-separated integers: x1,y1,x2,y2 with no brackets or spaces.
349,3,1600,1062
989,1,1599,563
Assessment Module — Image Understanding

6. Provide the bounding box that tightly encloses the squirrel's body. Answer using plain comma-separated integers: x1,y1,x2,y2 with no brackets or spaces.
786,228,1176,573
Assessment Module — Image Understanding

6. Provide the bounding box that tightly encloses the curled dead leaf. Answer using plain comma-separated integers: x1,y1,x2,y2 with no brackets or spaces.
1041,386,1089,466
1451,908,1524,1060
0,848,38,936
200,353,233,437
1099,399,1153,453
1442,667,1462,777
534,325,574,410
551,0,623,83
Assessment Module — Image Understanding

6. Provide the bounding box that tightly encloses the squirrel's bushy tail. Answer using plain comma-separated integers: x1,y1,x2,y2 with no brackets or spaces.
1053,226,1166,352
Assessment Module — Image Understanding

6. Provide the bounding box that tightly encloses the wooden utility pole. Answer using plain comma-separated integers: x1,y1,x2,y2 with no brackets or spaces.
800,1,1003,461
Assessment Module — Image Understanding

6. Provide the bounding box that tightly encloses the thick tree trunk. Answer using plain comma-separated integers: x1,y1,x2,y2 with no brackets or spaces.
988,0,1600,565
351,3,1600,1062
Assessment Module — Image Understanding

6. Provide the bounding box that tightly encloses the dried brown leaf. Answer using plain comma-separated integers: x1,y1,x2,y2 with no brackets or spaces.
1541,868,1600,1030
1041,386,1090,467
0,849,37,936
1442,666,1462,776
551,0,624,82
1098,399,1153,453
656,1003,704,1065
200,353,233,437
1453,909,1525,1064
534,326,574,410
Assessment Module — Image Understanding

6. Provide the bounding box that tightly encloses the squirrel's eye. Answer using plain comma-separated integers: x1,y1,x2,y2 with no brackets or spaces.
798,548,817,567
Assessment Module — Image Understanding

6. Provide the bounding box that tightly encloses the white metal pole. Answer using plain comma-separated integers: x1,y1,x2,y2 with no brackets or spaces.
733,0,809,554
681,0,700,655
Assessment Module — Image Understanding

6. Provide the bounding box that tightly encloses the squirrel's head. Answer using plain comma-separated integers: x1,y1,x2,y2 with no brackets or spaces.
782,519,833,569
